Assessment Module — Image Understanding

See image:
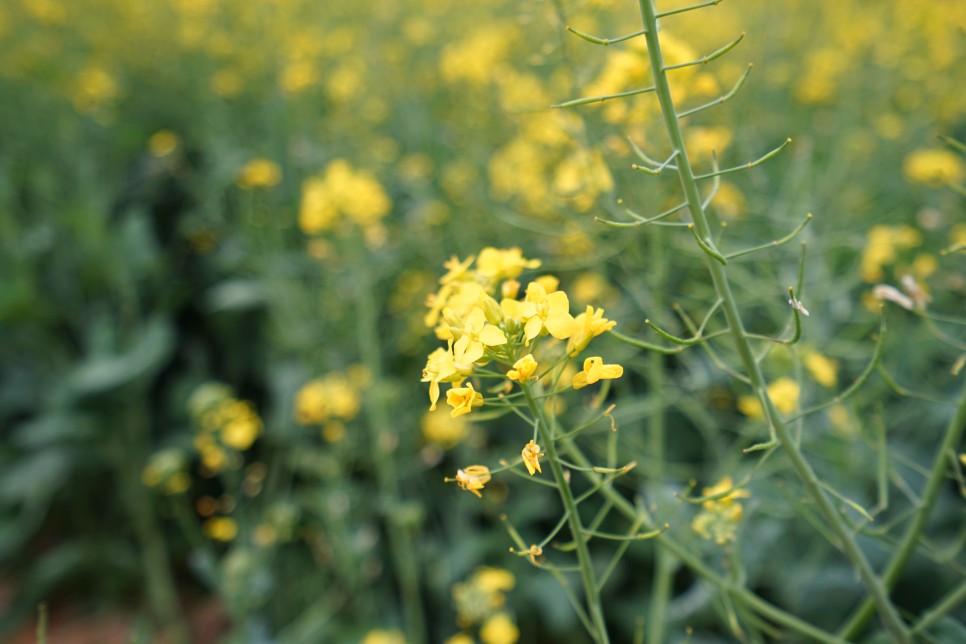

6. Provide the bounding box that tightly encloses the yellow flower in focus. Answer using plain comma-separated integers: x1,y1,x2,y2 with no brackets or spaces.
507,354,538,383
452,465,491,498
737,378,800,419
236,158,282,189
521,440,542,476
804,350,839,388
566,306,617,356
572,357,624,390
903,148,966,186
480,612,519,644
421,407,471,449
422,347,463,411
361,629,406,644
447,382,484,418
520,282,575,344
451,307,508,365
203,516,238,542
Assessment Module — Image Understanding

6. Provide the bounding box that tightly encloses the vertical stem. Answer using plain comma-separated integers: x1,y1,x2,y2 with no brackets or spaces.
839,381,966,638
635,1,909,640
523,383,610,644
115,401,190,644
354,238,426,643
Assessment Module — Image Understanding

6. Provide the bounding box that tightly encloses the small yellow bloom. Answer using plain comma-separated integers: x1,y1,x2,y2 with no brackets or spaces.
236,158,282,189
520,282,575,344
475,247,541,281
737,378,800,419
804,351,839,388
572,357,624,390
566,306,617,356
453,465,492,498
148,130,180,157
452,307,508,365
361,629,406,644
691,476,750,545
444,634,474,644
203,516,238,542
447,382,484,417
422,347,466,410
903,148,966,186
521,440,542,476
480,612,519,644
507,354,538,383
525,544,543,565
421,407,471,449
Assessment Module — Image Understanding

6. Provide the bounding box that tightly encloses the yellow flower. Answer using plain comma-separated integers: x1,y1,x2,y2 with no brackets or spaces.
507,354,538,383
451,307,508,365
520,282,575,344
480,612,519,644
361,629,406,644
521,440,542,476
566,306,617,356
439,254,476,285
803,351,839,388
473,567,515,594
447,382,484,417
572,357,624,390
236,158,282,189
148,130,180,157
453,465,492,498
421,407,471,449
444,635,474,644
476,246,541,281
737,378,800,419
691,476,750,545
422,347,466,410
203,516,238,542
903,148,966,186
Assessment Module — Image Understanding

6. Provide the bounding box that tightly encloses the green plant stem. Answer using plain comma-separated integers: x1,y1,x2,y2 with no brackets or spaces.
839,381,966,639
115,401,190,644
910,576,966,636
354,240,426,643
523,383,610,644
635,1,909,640
646,226,676,644
560,436,846,643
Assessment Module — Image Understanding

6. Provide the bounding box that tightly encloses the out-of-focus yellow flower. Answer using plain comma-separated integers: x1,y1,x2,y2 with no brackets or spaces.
361,629,406,644
903,148,966,186
294,373,361,425
737,378,800,419
447,382,484,418
480,612,519,644
521,440,542,476
299,159,391,235
572,357,624,390
691,476,750,545
71,65,119,114
203,516,238,542
444,634,474,644
452,566,515,628
566,306,616,356
711,181,746,218
507,354,538,383
860,225,922,282
476,247,541,282
421,407,471,449
148,130,180,157
236,158,282,189
452,465,491,498
686,126,733,162
141,448,190,495
804,350,839,388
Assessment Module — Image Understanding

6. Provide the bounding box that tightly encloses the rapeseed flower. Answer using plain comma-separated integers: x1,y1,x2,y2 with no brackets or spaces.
520,282,575,344
521,440,542,476
572,357,624,390
451,465,492,498
447,382,484,417
691,476,751,545
738,378,800,419
506,354,538,383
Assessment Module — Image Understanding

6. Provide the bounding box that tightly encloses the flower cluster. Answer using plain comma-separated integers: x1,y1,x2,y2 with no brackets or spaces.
421,248,621,498
189,383,264,474
691,477,751,545
448,567,520,644
293,365,369,443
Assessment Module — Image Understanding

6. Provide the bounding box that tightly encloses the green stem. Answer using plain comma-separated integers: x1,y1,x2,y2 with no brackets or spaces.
838,381,966,639
910,576,966,636
560,436,846,643
523,383,610,644
354,238,426,643
635,1,909,640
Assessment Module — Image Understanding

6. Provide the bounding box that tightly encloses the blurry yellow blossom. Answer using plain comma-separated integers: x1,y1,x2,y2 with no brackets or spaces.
691,476,751,545
507,354,538,383
447,382,484,418
480,613,519,644
148,130,180,157
421,407,471,449
322,421,346,444
804,350,839,387
444,635,474,644
710,181,746,218
572,357,624,390
299,159,391,235
451,465,491,498
521,440,542,476
236,158,282,189
294,372,361,425
903,148,966,186
141,448,191,495
738,378,800,419
476,247,541,282
860,225,922,282
189,383,262,461
280,60,317,94
210,69,244,97
453,567,515,628
71,65,119,114
440,26,515,86
361,629,405,644
203,516,238,542
686,126,733,161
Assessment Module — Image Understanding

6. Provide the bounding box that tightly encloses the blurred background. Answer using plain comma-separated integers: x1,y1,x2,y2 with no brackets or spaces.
1,0,964,642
